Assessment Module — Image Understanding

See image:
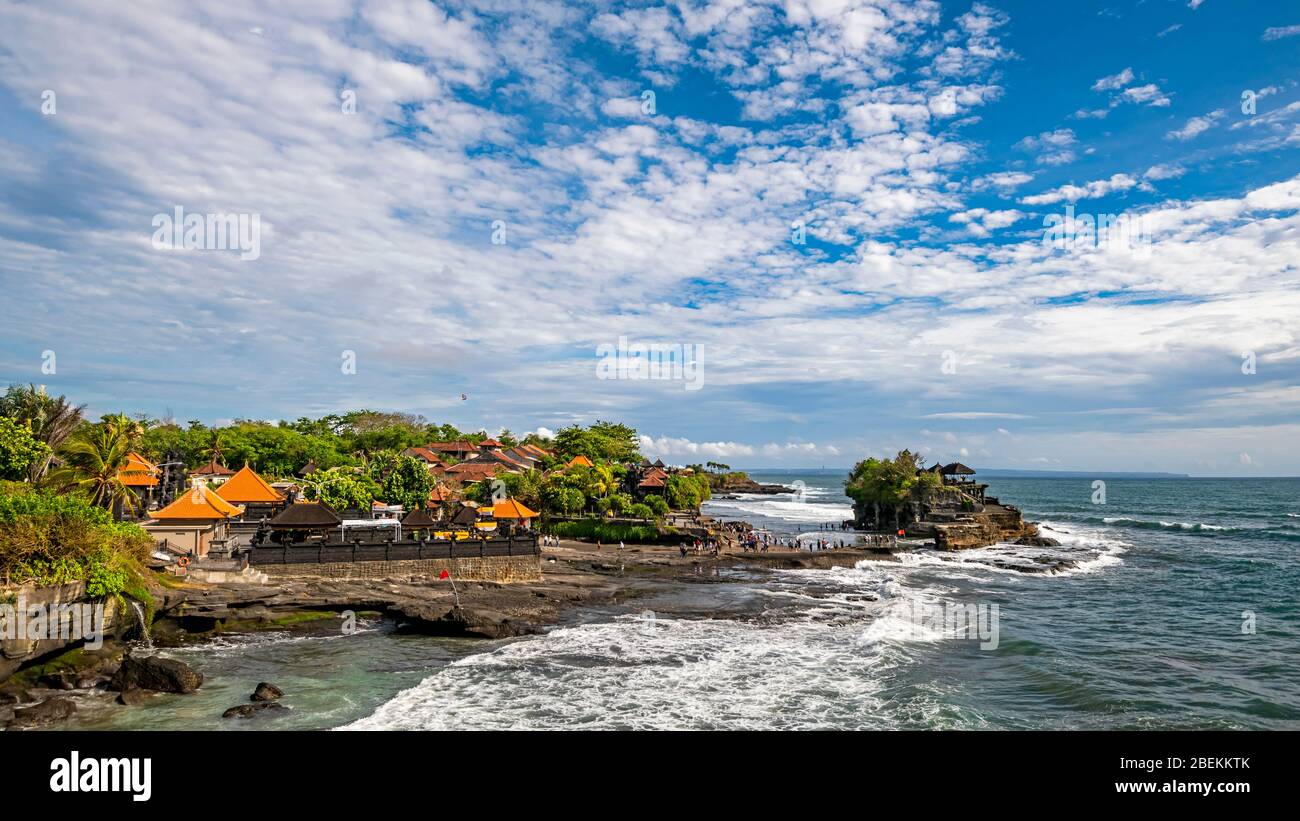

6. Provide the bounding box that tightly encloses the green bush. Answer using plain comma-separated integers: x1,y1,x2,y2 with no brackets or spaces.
625,503,654,520
643,495,669,515
543,519,663,543
0,483,151,594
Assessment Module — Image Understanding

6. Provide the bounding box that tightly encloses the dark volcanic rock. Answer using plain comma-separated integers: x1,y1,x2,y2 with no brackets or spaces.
9,696,77,728
428,605,528,639
223,701,287,719
251,682,283,702
109,654,203,694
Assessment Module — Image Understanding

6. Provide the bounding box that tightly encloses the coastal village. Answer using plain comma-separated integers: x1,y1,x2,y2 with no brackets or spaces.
0,387,1041,728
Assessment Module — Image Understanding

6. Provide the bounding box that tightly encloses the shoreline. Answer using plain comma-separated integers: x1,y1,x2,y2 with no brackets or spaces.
2,535,906,729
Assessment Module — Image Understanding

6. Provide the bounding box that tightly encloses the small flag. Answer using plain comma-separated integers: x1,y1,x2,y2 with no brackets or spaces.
439,569,450,580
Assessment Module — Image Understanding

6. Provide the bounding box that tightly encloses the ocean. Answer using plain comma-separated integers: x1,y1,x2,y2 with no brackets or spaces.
57,474,1300,730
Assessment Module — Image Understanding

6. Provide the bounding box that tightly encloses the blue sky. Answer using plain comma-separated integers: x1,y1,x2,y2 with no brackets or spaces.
1,0,1298,474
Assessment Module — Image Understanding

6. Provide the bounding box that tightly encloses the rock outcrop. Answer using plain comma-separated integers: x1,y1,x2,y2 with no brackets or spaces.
926,505,1039,551
251,682,283,702
109,654,203,694
7,696,76,729
223,702,287,719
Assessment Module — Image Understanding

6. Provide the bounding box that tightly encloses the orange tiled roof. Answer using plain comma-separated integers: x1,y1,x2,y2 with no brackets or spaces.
566,455,594,468
491,499,539,519
216,464,284,504
119,452,160,487
149,485,244,520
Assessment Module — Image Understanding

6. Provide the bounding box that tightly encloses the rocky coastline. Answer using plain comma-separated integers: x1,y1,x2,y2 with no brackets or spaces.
2,510,1056,730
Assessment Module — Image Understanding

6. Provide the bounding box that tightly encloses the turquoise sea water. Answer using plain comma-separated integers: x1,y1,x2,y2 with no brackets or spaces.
56,475,1300,730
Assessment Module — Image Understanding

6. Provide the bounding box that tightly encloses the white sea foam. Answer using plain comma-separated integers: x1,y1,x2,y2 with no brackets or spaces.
703,494,853,523
1102,516,1227,532
342,613,896,731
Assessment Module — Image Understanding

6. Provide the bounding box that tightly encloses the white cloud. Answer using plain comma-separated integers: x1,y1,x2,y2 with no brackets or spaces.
1092,67,1134,92
1166,109,1226,141
1015,128,1078,165
1120,83,1172,107
1019,173,1141,205
1144,164,1186,181
1262,25,1300,41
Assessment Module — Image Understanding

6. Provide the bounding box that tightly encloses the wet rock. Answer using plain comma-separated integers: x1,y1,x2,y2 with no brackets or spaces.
9,696,76,728
251,682,283,702
109,654,203,694
117,687,154,706
38,672,77,691
1016,535,1062,547
429,605,528,639
222,701,287,719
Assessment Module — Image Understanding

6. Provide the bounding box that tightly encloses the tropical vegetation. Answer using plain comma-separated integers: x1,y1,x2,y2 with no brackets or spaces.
844,449,942,530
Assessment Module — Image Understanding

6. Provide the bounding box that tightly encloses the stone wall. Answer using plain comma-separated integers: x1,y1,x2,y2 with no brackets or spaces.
259,554,543,583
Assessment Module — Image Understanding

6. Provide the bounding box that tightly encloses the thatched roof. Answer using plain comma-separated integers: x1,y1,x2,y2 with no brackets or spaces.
401,507,442,528
448,504,479,526
268,501,341,530
940,462,976,475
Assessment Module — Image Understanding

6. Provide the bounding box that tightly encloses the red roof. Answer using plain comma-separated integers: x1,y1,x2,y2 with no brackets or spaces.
191,458,236,477
478,438,503,448
638,475,666,488
445,462,500,480
402,447,444,465
428,485,459,503
427,441,480,454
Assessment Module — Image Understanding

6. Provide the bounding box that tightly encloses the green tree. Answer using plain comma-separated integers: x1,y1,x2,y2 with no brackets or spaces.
665,473,710,510
552,421,640,463
0,384,85,481
380,456,435,510
48,416,143,516
303,468,378,511
0,417,51,481
844,449,935,530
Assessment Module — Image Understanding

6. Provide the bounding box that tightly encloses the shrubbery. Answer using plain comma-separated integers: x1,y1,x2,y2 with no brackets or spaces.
0,482,151,596
544,519,665,543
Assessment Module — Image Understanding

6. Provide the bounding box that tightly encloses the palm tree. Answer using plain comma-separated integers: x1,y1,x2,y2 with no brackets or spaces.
49,420,141,517
0,384,85,481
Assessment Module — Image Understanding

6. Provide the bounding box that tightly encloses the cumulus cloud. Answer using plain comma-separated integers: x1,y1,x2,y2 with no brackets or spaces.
1019,173,1141,205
